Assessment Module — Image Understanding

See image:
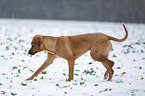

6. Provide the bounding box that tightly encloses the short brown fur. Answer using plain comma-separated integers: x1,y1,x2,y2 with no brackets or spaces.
27,24,128,81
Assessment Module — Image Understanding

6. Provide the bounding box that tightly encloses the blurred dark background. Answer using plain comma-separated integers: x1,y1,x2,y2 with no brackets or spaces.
0,0,145,23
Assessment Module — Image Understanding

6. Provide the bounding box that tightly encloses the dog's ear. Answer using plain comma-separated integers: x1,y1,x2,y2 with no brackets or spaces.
35,36,43,49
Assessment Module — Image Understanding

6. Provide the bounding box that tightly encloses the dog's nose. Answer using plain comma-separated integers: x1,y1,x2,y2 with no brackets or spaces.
28,50,31,54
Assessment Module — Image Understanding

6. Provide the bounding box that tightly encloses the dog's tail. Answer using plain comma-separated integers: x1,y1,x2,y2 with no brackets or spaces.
106,24,128,42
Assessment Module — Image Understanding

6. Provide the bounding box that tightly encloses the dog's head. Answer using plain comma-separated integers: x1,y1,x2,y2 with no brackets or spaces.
28,35,44,55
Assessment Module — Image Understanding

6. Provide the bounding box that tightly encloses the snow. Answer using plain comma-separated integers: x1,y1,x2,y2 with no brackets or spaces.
0,19,145,96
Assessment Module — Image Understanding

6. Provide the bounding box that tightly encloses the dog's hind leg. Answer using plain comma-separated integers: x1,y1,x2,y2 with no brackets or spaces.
101,54,114,81
26,53,56,80
102,62,114,81
102,58,114,81
91,54,114,81
90,40,114,81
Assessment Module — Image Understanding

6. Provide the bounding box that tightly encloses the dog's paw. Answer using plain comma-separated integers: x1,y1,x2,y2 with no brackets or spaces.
104,74,109,80
66,78,73,82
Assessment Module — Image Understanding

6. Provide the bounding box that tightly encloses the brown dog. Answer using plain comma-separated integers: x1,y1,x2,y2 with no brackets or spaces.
27,24,128,81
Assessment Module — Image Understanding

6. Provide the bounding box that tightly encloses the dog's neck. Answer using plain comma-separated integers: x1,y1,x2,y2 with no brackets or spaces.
42,36,57,54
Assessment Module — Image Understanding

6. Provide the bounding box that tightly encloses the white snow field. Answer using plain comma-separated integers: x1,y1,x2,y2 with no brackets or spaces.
0,19,145,96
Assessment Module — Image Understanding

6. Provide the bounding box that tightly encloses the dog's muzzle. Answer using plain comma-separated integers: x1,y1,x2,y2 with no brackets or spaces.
28,50,36,55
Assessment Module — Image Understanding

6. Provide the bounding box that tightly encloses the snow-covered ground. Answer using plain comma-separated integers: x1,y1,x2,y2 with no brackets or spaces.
0,19,145,96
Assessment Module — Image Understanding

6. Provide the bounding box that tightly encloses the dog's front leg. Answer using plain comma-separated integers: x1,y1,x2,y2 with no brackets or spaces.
26,54,56,80
67,58,75,81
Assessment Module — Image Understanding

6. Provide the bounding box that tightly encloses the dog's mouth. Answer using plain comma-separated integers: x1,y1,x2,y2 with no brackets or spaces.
29,53,36,55
28,50,37,55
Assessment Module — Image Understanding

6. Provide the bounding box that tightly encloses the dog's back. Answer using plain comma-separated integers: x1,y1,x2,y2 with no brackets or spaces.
67,33,107,58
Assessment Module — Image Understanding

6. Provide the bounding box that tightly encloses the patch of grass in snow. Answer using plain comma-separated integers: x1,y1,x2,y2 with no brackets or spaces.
140,75,144,80
56,83,59,87
72,82,77,85
115,80,123,83
18,40,24,43
99,88,112,93
41,71,47,74
83,68,96,75
121,72,127,76
1,91,6,95
123,42,145,54
139,66,142,69
0,42,5,45
40,76,44,79
56,83,72,89
117,67,121,69
11,92,17,96
22,66,28,70
63,73,66,76
12,66,18,70
74,73,79,76
34,79,38,81
64,92,67,94
2,73,6,76
75,70,80,72
11,66,22,77
80,82,85,85
29,69,34,73
5,46,10,50
88,62,93,64
112,54,117,57
94,84,99,86
21,82,27,86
